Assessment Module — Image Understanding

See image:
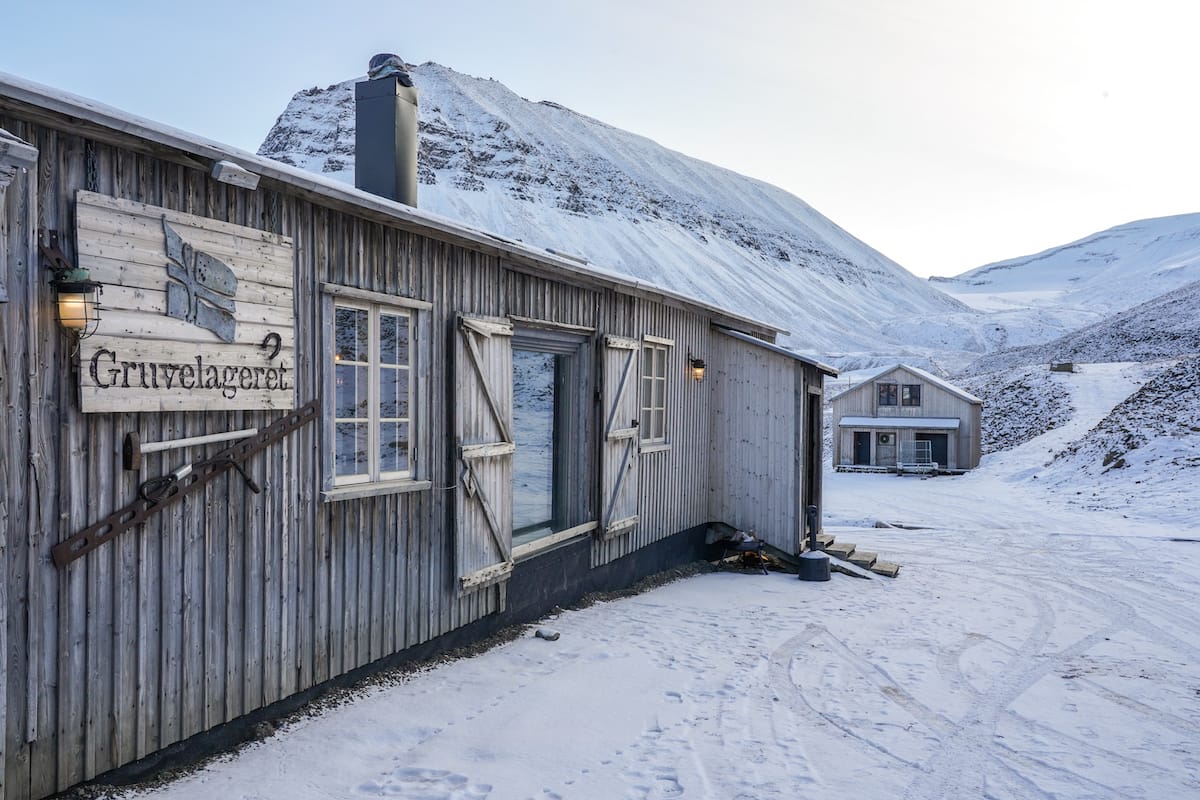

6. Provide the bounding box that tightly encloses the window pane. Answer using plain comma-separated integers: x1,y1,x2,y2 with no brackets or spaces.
380,422,410,473
642,347,654,380
653,409,666,440
380,313,410,366
380,367,409,419
513,350,555,531
335,364,369,419
654,346,667,379
642,374,653,408
335,307,368,362
652,376,665,410
335,422,369,476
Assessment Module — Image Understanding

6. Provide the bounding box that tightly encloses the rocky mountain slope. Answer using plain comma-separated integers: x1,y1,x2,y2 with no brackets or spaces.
1043,357,1200,525
960,279,1200,375
259,61,974,363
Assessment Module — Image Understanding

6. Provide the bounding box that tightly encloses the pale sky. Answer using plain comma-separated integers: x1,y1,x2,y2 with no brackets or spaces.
2,0,1196,277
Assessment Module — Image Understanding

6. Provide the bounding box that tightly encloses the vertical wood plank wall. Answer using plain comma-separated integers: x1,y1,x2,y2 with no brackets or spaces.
0,106,806,800
707,333,803,553
589,295,713,568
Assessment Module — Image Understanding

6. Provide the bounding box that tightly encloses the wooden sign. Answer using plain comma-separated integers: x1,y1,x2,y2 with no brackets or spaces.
74,191,295,412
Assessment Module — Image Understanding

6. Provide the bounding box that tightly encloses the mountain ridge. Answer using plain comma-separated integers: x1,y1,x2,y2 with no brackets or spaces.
258,61,974,363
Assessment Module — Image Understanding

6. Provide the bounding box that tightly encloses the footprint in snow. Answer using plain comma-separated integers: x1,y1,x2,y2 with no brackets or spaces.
355,766,491,798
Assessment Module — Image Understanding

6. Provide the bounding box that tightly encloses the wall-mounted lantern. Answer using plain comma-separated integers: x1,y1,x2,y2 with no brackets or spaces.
688,353,706,382
41,230,102,338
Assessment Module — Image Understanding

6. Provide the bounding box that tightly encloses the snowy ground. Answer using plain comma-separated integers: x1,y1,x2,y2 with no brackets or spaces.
113,366,1200,800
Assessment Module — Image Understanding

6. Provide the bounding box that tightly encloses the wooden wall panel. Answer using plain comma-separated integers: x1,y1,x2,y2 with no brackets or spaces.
0,98,798,800
708,332,802,553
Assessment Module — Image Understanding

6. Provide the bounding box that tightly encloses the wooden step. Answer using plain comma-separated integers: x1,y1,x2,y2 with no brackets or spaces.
870,560,901,578
848,550,878,569
816,532,835,548
823,541,855,560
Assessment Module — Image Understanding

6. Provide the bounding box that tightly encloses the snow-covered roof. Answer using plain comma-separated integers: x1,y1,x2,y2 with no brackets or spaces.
714,327,838,377
0,71,786,338
828,363,982,404
837,416,961,430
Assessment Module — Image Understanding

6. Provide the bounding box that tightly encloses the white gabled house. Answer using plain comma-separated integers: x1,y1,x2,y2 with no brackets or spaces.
829,364,982,473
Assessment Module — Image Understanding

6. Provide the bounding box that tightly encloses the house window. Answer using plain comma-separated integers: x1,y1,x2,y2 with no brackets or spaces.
640,341,670,444
333,301,413,484
902,384,922,406
510,324,592,547
878,383,897,406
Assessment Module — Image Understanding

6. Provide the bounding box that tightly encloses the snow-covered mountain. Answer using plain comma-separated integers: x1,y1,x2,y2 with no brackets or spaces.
259,61,973,363
933,214,1200,320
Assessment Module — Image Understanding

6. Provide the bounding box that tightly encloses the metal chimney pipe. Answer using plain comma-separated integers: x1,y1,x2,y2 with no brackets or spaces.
355,53,418,207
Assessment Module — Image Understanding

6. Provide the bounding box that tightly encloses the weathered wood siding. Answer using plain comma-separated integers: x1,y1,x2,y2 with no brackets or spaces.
0,92,825,800
590,296,714,567
707,331,805,553
0,127,42,800
0,111,516,798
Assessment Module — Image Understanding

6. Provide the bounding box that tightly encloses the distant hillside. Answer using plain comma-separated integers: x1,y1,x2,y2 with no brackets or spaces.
960,279,1200,375
957,366,1074,455
1041,356,1200,525
933,214,1200,316
259,61,975,362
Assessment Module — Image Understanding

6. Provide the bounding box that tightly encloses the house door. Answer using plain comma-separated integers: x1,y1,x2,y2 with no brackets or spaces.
917,433,949,467
454,315,515,595
599,335,640,540
853,431,871,465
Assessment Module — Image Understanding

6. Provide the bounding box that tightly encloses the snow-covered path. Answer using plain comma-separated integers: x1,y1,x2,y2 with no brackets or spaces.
117,365,1200,800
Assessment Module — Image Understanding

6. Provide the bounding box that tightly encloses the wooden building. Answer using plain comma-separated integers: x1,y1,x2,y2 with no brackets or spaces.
829,364,982,473
0,66,835,799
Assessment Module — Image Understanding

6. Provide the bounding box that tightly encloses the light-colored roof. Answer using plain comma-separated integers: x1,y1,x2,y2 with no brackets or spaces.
837,416,961,430
0,71,786,339
828,363,982,404
714,327,838,377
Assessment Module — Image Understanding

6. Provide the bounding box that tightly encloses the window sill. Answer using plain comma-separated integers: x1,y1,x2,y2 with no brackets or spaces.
513,521,597,562
322,479,432,503
639,442,672,455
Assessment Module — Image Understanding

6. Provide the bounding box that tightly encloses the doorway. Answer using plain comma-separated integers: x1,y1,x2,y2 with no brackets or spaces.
917,433,950,468
853,431,871,465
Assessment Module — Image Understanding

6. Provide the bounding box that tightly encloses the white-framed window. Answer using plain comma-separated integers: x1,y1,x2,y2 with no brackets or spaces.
640,338,671,444
333,300,413,485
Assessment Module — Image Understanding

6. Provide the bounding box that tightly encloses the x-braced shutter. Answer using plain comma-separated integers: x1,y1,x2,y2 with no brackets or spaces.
454,315,515,593
599,335,640,539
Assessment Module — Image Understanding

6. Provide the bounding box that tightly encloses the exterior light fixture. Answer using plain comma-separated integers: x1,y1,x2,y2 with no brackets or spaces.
688,354,706,382
41,230,102,338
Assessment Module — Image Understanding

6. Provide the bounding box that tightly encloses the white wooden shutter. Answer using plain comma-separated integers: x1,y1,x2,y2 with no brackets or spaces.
599,335,640,539
454,315,515,592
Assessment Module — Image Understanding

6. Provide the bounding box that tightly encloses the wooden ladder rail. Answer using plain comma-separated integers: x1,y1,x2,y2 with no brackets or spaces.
51,399,320,568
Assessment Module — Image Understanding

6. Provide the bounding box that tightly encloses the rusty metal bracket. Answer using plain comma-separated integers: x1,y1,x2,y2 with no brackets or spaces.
51,399,320,568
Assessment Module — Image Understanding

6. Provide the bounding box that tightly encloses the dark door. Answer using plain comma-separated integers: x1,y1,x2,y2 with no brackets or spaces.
919,433,949,467
853,432,871,465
